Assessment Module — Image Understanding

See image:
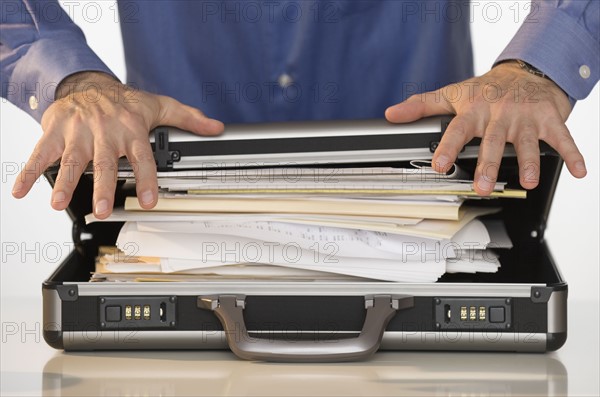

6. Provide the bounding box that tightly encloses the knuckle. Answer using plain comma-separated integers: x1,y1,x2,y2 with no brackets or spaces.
37,133,63,151
119,110,146,130
555,130,575,148
482,120,508,146
191,108,206,119
60,152,85,168
486,118,508,131
29,146,57,168
482,132,504,147
135,177,158,191
408,93,427,104
93,167,118,187
543,114,564,128
28,149,47,166
129,145,155,164
447,122,469,140
517,133,538,147
128,149,157,176
93,156,118,172
40,114,56,133
56,163,83,187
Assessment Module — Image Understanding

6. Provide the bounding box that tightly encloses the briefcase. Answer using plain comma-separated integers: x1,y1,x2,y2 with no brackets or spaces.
42,117,567,362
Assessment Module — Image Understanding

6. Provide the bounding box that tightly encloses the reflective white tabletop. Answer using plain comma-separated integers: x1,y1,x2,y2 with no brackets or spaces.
1,296,597,396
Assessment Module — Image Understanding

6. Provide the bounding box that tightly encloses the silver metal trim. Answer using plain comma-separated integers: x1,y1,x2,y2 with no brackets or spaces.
174,148,434,169
151,118,444,143
380,331,547,352
63,330,228,350
547,290,567,333
72,281,540,297
42,289,62,332
61,330,547,352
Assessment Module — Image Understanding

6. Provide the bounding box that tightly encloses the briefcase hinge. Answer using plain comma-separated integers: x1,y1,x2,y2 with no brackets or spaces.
153,127,181,172
71,220,94,254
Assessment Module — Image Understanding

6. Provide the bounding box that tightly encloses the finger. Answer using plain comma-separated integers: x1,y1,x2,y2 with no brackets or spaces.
51,144,92,210
92,141,119,219
540,124,586,178
385,91,453,124
511,123,541,190
127,138,158,209
474,119,508,196
12,139,63,199
156,96,224,136
431,113,479,173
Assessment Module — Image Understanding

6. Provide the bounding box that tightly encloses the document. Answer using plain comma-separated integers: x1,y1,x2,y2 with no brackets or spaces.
86,208,423,227
93,162,518,283
124,195,464,220
102,218,511,282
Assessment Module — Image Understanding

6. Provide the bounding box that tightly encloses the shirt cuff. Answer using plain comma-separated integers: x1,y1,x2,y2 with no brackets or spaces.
495,5,599,102
6,32,116,122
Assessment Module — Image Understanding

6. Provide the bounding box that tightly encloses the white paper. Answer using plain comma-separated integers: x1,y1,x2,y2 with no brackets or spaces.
85,208,422,226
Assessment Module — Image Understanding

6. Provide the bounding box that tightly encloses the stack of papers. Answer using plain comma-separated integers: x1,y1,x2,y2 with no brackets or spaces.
121,163,526,201
90,163,521,283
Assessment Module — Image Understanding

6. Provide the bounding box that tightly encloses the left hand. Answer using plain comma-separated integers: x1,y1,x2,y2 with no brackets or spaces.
385,61,587,195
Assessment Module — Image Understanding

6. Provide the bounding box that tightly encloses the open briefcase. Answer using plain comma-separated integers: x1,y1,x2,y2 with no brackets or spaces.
42,117,568,362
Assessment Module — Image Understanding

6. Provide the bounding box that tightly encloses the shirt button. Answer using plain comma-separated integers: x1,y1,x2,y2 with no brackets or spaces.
29,95,39,110
579,65,591,79
278,73,294,88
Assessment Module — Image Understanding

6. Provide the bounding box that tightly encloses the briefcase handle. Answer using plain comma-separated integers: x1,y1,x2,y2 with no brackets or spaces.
197,294,413,362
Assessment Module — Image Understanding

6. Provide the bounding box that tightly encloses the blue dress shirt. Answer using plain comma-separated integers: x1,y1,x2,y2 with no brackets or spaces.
1,1,598,123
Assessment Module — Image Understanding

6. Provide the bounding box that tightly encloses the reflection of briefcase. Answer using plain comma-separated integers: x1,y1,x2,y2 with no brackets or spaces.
41,351,568,396
42,117,568,362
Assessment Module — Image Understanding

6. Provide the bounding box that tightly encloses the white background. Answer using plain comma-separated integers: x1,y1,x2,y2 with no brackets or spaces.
1,1,598,301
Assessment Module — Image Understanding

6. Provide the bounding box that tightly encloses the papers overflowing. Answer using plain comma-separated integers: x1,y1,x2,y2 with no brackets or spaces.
90,163,522,283
121,163,526,199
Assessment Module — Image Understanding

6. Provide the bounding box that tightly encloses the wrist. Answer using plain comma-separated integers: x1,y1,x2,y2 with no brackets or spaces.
55,71,120,100
495,59,570,100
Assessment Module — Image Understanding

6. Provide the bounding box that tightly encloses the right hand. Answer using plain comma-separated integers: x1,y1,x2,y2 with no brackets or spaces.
11,72,224,219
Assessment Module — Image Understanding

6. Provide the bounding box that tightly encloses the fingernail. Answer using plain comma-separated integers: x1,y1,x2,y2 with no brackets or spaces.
12,182,24,195
95,199,109,215
477,177,494,192
575,161,586,172
52,191,66,203
436,155,450,170
141,190,154,205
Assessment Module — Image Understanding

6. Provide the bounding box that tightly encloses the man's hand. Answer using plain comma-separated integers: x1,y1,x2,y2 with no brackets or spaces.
11,72,224,218
385,61,587,195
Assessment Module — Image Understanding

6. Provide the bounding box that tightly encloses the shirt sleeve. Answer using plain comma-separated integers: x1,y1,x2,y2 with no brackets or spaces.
495,1,599,103
0,0,116,122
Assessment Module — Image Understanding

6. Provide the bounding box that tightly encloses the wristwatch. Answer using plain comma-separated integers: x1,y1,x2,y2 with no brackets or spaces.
504,59,569,101
514,59,548,79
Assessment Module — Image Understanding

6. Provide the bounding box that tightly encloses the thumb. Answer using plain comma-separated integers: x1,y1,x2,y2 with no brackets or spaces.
155,95,225,136
385,91,453,124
